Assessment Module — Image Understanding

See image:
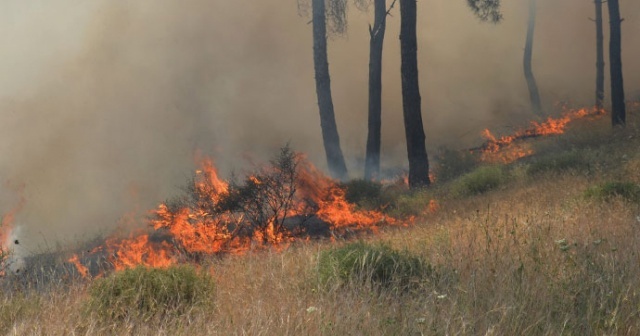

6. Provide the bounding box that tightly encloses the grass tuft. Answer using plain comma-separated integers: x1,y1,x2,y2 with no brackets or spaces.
584,181,640,203
451,165,506,197
317,242,430,291
87,265,215,321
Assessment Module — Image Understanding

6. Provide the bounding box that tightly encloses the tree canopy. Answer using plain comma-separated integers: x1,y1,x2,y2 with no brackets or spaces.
467,0,502,23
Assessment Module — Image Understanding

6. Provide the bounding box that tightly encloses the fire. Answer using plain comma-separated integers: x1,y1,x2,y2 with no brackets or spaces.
69,154,405,277
476,107,604,163
0,183,26,277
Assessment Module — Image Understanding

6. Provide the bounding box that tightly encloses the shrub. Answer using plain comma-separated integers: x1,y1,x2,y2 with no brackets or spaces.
451,165,506,197
87,265,215,320
434,147,479,182
342,179,383,208
584,181,640,203
386,191,434,218
317,242,430,291
526,150,591,176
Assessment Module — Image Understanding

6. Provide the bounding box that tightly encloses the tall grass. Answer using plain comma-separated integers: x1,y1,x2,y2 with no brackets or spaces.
2,110,640,335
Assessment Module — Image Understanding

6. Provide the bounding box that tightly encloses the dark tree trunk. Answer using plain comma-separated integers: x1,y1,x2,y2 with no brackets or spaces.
524,0,543,116
594,0,605,111
364,0,387,180
399,0,430,188
607,0,626,127
312,0,348,179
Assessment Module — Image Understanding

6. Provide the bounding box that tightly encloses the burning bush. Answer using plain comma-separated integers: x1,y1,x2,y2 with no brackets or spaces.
217,145,301,243
87,265,215,321
317,242,430,291
451,165,507,197
584,182,640,203
70,145,398,276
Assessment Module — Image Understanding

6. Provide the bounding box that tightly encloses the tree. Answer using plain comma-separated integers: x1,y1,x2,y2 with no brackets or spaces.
466,0,502,22
593,0,605,111
399,0,430,188
364,0,396,180
310,0,349,180
523,0,543,116
607,0,626,126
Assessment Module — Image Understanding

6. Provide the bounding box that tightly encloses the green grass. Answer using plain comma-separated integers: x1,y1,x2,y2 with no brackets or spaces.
526,150,592,175
451,165,507,197
317,242,430,291
87,265,215,321
584,181,640,203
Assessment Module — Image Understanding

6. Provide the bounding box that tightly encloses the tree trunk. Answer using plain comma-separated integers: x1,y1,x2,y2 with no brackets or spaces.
524,0,543,116
399,0,430,188
364,0,387,181
594,0,605,111
607,0,626,127
312,0,349,179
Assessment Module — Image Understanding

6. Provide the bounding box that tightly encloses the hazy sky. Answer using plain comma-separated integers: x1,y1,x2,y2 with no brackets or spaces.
0,0,638,248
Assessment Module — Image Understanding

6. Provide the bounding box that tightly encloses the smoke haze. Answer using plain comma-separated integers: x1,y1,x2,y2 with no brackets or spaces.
0,0,638,249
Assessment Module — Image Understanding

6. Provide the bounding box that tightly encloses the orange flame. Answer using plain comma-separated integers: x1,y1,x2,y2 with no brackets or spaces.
70,155,409,277
478,107,604,163
1,183,26,276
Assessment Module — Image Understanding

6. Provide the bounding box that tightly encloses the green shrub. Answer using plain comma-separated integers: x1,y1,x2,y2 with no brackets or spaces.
584,181,640,203
451,166,506,197
342,179,383,208
434,147,479,182
526,151,591,176
386,191,434,218
87,265,215,320
317,242,430,291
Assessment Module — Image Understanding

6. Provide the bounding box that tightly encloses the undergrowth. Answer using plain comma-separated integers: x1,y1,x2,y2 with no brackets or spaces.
87,265,215,321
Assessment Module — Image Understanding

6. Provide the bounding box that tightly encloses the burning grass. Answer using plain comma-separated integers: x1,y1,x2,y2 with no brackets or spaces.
2,104,640,334
66,145,399,277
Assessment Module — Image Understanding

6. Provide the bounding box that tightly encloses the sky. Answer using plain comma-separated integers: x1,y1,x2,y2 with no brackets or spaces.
0,0,638,250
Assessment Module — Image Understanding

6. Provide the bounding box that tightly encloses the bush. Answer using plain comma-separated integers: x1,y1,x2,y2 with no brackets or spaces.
451,165,506,197
386,191,434,218
342,179,383,207
87,265,215,320
526,150,591,176
584,181,640,203
434,147,479,182
317,242,430,291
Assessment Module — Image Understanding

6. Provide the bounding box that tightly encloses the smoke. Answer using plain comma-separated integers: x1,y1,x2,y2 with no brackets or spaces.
0,0,638,249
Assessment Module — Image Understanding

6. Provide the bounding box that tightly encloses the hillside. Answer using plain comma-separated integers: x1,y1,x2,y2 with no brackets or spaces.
2,105,640,335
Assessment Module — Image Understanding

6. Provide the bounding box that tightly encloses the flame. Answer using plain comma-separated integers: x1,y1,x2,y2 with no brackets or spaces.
477,107,604,163
69,154,409,277
68,254,89,278
0,183,26,277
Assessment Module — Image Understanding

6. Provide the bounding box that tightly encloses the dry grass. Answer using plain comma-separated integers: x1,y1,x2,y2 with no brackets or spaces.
3,110,640,335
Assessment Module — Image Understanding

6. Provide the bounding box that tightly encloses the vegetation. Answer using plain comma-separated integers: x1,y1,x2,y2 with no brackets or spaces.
87,265,215,321
451,165,507,197
434,147,479,182
2,110,640,334
526,150,592,175
317,242,430,291
584,181,640,203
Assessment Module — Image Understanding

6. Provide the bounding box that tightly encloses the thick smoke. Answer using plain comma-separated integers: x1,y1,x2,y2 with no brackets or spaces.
0,0,638,249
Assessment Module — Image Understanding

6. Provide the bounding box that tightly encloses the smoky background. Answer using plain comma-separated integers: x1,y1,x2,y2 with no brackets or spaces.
0,0,638,249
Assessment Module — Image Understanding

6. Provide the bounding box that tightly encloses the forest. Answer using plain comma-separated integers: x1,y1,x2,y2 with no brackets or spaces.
0,0,639,334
